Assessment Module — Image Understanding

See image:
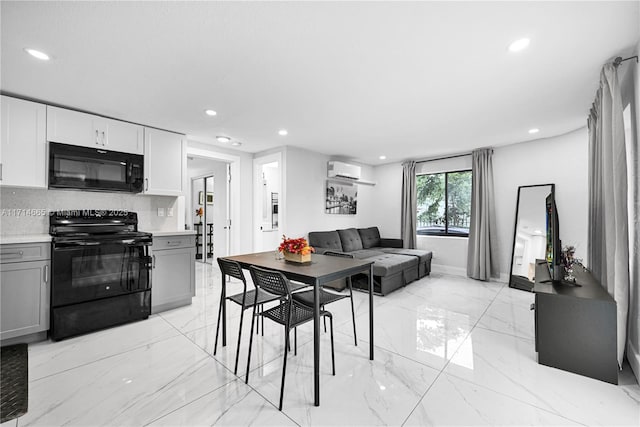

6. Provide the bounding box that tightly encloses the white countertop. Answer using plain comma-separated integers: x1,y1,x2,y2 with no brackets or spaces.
144,230,197,237
0,234,52,244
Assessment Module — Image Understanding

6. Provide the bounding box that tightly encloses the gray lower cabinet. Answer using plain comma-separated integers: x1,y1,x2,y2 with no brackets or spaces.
151,234,196,314
0,243,51,343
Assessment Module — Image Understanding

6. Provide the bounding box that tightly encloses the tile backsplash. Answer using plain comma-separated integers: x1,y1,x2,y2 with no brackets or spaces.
0,188,179,235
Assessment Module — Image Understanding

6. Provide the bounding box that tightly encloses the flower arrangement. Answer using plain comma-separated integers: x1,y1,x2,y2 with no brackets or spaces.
560,245,582,282
195,207,203,222
278,236,315,255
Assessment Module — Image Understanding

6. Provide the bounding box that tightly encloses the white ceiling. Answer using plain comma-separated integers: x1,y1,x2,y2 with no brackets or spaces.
1,1,638,165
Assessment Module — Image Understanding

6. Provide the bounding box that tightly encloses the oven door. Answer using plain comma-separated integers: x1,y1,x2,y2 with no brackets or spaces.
49,142,143,193
52,238,152,307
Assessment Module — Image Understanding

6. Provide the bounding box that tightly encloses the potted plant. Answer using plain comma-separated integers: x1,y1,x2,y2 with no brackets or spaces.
278,235,314,263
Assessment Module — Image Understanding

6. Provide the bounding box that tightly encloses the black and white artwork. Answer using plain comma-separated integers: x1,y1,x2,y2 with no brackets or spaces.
326,180,357,214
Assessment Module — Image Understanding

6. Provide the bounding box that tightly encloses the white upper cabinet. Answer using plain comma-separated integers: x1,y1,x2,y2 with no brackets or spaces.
144,128,185,196
46,106,143,155
0,96,47,188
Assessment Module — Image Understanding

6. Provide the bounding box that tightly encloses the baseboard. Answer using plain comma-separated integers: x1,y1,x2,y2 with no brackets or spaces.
627,338,640,384
431,263,466,277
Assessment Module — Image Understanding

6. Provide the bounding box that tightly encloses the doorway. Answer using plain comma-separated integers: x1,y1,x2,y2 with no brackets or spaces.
187,156,230,263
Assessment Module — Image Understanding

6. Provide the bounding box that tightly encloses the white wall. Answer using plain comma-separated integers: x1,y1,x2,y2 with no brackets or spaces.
369,128,589,279
493,128,588,278
282,146,376,239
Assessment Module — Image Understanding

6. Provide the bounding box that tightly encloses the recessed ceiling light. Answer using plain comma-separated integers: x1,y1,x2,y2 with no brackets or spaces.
508,38,530,52
24,48,50,61
278,129,288,136
379,155,387,160
231,141,242,147
528,128,540,134
204,109,217,116
216,136,231,143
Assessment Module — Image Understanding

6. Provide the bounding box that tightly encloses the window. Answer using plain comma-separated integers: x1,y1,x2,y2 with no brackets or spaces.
416,170,472,236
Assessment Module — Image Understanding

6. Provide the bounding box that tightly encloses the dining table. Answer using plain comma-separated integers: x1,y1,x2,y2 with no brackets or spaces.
219,251,375,406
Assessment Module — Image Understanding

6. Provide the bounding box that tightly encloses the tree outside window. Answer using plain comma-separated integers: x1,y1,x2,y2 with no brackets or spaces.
416,170,471,236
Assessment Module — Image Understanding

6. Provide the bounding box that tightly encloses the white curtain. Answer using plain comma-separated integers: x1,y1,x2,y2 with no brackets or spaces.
401,161,417,249
588,63,630,368
467,148,498,281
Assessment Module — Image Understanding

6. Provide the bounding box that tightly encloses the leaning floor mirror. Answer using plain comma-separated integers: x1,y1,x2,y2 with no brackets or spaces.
509,184,555,291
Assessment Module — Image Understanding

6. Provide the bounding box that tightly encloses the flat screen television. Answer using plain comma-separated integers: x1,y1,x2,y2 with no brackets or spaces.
545,193,564,282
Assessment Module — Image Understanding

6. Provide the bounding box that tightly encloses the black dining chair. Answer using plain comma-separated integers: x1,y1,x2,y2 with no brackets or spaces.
246,265,335,411
291,251,358,346
214,258,283,375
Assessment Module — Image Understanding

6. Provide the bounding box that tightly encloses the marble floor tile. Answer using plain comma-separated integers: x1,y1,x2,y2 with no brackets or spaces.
28,315,179,381
0,418,17,427
335,300,475,370
158,284,247,333
404,373,581,426
444,327,640,426
148,379,298,426
19,335,236,427
476,285,536,339
185,311,314,376
246,332,440,426
383,274,502,322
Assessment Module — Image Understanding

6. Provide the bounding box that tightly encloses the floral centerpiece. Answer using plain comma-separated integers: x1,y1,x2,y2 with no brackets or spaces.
278,235,314,263
195,207,203,223
560,245,583,282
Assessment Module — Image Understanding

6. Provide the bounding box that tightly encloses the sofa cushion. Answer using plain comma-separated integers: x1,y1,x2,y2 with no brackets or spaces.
358,227,381,249
337,228,363,252
379,248,433,264
367,253,417,277
348,249,386,260
308,231,342,251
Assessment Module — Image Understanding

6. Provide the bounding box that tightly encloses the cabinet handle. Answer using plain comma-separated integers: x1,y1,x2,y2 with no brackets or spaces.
44,264,49,283
2,250,24,259
0,163,2,180
95,129,100,145
145,178,149,191
167,241,181,246
101,131,106,146
152,254,156,269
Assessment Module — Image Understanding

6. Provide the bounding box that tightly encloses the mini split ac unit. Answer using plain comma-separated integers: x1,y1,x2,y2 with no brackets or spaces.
327,161,361,180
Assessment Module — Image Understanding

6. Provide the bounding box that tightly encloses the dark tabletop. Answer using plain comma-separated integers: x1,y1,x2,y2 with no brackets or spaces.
222,251,373,284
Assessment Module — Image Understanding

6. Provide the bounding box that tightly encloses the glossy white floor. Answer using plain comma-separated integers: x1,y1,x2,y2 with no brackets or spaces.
5,262,640,426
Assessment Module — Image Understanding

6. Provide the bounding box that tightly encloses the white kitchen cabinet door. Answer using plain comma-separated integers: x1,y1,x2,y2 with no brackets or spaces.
103,118,143,155
144,128,184,195
0,96,47,188
46,106,100,147
0,260,50,341
47,106,143,154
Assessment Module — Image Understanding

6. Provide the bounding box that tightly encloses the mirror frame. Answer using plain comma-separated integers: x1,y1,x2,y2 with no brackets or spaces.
508,183,555,291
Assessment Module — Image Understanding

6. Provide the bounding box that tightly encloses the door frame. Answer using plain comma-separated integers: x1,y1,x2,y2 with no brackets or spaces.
185,147,240,257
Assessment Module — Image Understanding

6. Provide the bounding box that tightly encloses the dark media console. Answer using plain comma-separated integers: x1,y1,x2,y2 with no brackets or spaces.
533,261,618,384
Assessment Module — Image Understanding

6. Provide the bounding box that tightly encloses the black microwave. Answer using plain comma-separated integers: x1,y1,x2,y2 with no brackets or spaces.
49,142,144,193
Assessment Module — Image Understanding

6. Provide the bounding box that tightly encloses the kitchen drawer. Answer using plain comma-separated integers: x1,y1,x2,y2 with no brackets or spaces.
152,235,195,250
0,243,50,263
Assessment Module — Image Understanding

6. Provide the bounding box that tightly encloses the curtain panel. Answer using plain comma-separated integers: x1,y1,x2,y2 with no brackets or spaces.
401,161,417,249
588,63,630,368
466,148,498,281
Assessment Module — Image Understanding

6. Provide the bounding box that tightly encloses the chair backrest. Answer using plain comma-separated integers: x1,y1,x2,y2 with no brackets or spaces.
217,258,246,284
324,250,355,259
249,266,291,298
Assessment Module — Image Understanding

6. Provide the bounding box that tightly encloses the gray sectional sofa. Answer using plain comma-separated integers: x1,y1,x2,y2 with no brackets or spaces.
308,227,432,295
